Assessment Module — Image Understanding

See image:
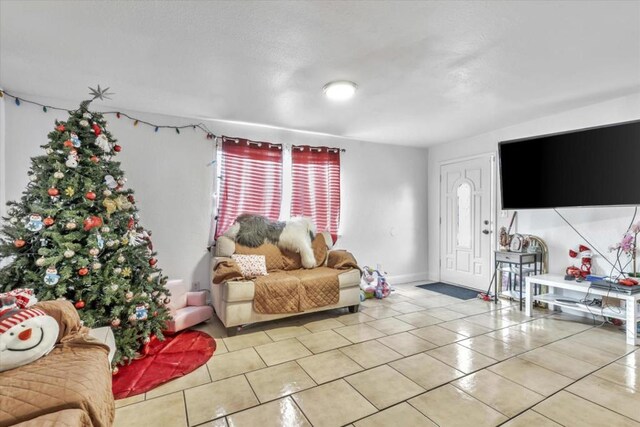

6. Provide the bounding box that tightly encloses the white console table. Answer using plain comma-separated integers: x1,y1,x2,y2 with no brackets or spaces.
525,274,639,345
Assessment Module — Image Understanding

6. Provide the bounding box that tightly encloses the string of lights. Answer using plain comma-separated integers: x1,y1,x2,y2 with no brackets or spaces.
0,89,218,140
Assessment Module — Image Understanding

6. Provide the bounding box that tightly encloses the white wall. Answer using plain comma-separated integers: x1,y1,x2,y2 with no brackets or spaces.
428,92,640,283
1,93,429,288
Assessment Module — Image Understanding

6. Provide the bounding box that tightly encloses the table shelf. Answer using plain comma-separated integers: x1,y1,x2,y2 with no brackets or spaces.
531,293,634,321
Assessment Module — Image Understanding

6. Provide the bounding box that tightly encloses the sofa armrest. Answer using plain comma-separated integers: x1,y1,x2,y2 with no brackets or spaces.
212,256,244,284
186,291,208,306
327,250,361,272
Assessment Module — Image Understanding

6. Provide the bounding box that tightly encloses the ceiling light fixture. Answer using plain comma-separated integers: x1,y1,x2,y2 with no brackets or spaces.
323,80,357,101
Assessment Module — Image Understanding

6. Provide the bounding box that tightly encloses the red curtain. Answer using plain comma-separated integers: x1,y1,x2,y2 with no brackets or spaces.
215,137,283,238
291,146,341,243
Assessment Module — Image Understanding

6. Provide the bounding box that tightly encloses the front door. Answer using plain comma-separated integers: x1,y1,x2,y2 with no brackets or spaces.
440,154,494,290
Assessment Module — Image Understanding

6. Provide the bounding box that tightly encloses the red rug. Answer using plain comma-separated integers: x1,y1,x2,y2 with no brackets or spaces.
112,330,216,399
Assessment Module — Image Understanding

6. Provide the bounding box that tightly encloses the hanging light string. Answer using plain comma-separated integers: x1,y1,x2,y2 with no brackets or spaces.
0,89,217,140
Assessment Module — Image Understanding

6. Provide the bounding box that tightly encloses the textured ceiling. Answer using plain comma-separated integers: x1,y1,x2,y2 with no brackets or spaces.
1,1,639,146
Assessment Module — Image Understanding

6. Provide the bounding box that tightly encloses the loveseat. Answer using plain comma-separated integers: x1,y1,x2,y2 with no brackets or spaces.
0,300,114,427
211,232,361,336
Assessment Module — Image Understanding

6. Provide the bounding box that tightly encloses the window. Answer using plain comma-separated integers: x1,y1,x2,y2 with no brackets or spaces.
214,139,342,242
215,137,283,239
291,146,341,243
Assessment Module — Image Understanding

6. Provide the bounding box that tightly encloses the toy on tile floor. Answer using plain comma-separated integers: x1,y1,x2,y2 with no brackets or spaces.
360,266,391,299
566,244,593,279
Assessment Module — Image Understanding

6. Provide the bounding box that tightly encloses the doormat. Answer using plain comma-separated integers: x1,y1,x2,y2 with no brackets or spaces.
112,330,216,399
416,282,479,300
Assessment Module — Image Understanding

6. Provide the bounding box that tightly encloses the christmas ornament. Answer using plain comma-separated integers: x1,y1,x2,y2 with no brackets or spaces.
63,249,75,258
45,148,53,155
121,237,129,245
13,239,26,248
96,233,105,250
106,239,117,248
47,188,59,197
115,195,132,210
128,314,137,323
90,156,99,163
122,267,132,277
113,144,122,152
92,262,102,270
43,217,55,227
35,257,46,267
135,304,148,320
9,217,18,224
92,123,101,135
64,187,75,197
111,318,121,327
83,215,103,231
28,174,38,182
114,267,123,274
56,124,65,132
103,189,112,197
101,226,110,233
104,175,117,189
128,216,135,229
125,291,133,301
85,191,96,201
149,258,157,266
79,119,89,127
65,221,77,230
63,140,74,148
75,300,85,309
83,112,92,119
65,149,79,168
103,198,117,215
112,367,119,375
127,195,135,204
89,248,99,256
117,178,127,186
53,171,64,179
110,284,118,291
70,132,81,147
44,266,60,285
25,213,44,231
78,267,89,276
95,134,111,152
117,255,125,263
140,292,147,298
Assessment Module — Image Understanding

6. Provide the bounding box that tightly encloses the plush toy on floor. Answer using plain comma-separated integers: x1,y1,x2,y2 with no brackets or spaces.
0,289,59,372
360,266,391,299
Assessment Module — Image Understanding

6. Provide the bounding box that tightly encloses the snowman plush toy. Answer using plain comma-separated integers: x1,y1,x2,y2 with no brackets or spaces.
0,289,59,372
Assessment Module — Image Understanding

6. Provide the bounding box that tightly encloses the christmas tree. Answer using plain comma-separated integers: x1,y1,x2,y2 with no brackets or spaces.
0,87,171,370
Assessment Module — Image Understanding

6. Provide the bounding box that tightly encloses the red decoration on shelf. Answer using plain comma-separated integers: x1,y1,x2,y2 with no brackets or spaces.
113,145,122,152
75,300,85,309
56,124,65,132
83,215,103,231
63,140,73,148
85,191,96,201
92,123,101,135
14,239,26,248
47,188,59,196
149,258,157,267
78,267,89,276
43,217,55,227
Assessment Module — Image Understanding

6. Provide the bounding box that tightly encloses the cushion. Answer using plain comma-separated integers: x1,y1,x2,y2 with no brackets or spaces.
282,234,328,270
35,300,82,343
232,254,268,278
235,242,285,271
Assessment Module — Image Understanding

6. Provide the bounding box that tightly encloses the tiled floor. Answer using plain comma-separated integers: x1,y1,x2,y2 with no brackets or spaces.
114,282,640,427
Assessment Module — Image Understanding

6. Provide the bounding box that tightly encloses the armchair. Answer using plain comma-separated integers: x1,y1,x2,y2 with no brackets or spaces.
164,279,214,333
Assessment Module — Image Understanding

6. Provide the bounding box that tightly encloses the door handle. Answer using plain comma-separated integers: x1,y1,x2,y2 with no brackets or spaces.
482,229,490,235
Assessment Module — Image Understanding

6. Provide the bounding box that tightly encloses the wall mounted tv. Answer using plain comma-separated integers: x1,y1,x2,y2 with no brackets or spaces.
499,120,640,209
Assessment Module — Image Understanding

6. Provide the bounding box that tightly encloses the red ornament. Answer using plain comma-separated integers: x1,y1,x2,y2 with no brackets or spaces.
90,156,99,163
116,112,121,119
56,124,65,132
92,123,101,135
149,258,157,266
75,300,85,309
83,215,103,231
152,311,158,317
14,239,26,248
128,216,135,230
78,267,89,276
127,195,135,203
47,188,59,196
63,140,73,148
43,217,55,227
112,366,119,376
85,191,96,201
113,145,122,152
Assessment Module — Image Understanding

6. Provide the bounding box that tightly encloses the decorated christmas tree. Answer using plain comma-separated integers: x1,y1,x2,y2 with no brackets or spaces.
0,87,171,370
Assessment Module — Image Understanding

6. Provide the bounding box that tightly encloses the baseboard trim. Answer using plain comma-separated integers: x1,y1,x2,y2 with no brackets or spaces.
387,271,429,285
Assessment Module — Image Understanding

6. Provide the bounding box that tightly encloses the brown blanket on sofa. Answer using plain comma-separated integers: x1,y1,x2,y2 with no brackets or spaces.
0,301,114,427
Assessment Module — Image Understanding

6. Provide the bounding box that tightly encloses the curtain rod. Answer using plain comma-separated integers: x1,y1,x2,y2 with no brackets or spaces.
219,136,346,153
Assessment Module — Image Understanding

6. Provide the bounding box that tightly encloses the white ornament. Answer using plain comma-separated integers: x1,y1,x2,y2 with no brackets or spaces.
117,255,125,263
9,217,18,224
65,222,77,230
65,149,79,168
53,171,64,179
25,214,44,232
36,257,46,267
79,119,89,127
29,175,38,182
104,175,117,189
140,292,147,298
114,267,122,274
117,178,126,186
103,189,112,197
106,240,116,248
83,112,92,119
95,134,111,152
89,248,99,256
44,266,60,286
63,250,75,258
125,291,133,301
110,284,119,291
45,148,53,155
101,226,110,233
92,262,102,270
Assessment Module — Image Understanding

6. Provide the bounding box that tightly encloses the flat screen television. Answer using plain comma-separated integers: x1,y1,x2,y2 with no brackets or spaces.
499,120,640,209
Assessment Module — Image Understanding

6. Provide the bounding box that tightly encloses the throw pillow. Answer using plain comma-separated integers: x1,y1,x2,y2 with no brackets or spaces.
232,254,268,278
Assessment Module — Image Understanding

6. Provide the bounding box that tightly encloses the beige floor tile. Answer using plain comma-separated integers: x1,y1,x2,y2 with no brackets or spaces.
394,311,443,328
447,301,492,316
567,375,640,422
390,353,464,390
297,349,363,384
534,390,639,427
361,306,402,319
207,347,267,381
292,379,377,427
458,335,527,360
427,343,498,374
501,410,561,427
530,316,593,334
193,318,229,339
384,301,425,313
198,417,228,427
488,357,574,396
423,307,467,321
439,319,494,337
617,350,640,369
223,331,273,352
593,363,638,391
336,311,376,325
366,317,415,334
487,326,553,349
215,339,229,355
303,318,344,333
518,346,599,380
409,325,466,346
345,365,424,409
516,321,573,342
185,375,259,425
464,313,519,330
545,339,620,366
245,361,316,403
354,402,436,427
114,391,186,427
263,325,312,342
114,393,145,409
146,364,211,399
335,323,386,343
295,329,351,354
452,370,544,417
408,384,507,427
340,340,403,369
254,338,312,366
226,397,311,427
377,332,436,356
567,328,637,356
